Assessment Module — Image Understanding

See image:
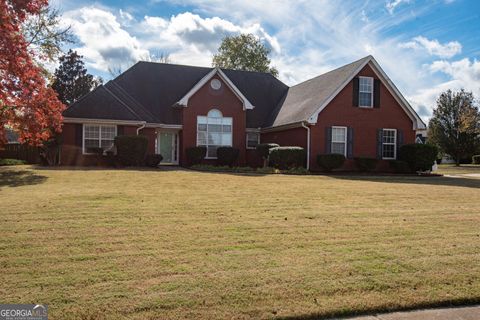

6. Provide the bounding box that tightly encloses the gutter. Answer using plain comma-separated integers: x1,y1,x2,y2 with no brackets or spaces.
136,121,146,135
301,122,311,170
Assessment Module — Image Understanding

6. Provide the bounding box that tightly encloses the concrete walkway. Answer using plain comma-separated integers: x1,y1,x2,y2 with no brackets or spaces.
346,305,480,320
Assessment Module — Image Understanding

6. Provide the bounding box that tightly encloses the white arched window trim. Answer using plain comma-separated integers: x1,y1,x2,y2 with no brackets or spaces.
197,109,233,159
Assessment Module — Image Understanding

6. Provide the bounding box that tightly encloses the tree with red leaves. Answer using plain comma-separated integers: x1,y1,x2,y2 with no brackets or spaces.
0,0,65,146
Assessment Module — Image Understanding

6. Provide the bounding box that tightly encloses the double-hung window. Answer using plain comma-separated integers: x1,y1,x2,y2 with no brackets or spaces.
197,109,232,158
359,76,373,108
83,124,117,154
331,126,347,156
382,128,397,159
246,132,260,149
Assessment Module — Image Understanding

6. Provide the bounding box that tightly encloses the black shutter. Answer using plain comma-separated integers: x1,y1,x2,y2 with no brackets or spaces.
374,79,381,108
347,127,354,159
117,125,124,136
376,128,383,159
325,127,332,154
75,124,83,147
352,77,359,107
396,129,404,159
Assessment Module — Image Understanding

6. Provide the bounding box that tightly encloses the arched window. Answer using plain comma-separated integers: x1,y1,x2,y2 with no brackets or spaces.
197,109,233,158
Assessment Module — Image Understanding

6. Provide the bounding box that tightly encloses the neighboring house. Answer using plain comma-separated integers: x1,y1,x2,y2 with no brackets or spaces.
61,55,426,170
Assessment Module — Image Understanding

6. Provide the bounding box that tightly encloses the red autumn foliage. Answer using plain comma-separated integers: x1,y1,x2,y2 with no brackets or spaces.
0,0,65,146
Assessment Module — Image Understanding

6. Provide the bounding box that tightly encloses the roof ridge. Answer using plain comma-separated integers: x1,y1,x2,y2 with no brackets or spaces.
289,56,371,89
102,85,143,121
108,81,158,122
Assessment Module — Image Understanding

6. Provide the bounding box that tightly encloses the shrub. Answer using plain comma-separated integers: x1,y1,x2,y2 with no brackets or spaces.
389,160,412,173
186,146,206,165
114,135,148,166
256,143,279,167
216,147,240,166
269,146,306,169
316,154,345,172
255,166,278,174
355,157,378,172
473,155,480,164
145,154,163,167
0,158,27,166
190,165,254,173
285,167,309,175
398,143,438,172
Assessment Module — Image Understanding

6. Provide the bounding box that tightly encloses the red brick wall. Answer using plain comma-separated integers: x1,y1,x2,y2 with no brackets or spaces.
60,123,141,166
180,74,247,166
308,64,415,171
261,127,308,149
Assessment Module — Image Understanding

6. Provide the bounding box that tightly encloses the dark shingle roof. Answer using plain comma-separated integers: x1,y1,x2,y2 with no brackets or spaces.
64,56,392,128
267,56,370,127
64,62,289,127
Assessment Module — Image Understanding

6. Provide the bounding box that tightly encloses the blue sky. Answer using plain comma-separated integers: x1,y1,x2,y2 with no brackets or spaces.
54,0,480,121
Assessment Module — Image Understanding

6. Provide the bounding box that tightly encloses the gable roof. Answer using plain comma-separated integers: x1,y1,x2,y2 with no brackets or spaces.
63,56,425,130
267,56,426,130
267,56,371,127
177,68,255,110
64,62,288,128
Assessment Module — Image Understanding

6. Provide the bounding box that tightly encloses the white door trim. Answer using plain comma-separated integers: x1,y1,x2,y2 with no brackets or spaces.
157,131,179,165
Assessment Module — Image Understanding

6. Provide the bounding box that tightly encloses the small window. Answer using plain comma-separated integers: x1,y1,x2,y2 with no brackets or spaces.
246,132,260,149
210,79,222,90
83,124,116,154
197,109,233,158
359,76,373,108
331,126,347,156
382,129,397,159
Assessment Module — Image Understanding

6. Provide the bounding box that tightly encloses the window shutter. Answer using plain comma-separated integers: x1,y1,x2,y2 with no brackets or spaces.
75,124,83,147
117,125,124,136
396,129,404,159
374,79,381,108
347,127,354,159
376,128,383,159
352,77,359,107
325,127,332,154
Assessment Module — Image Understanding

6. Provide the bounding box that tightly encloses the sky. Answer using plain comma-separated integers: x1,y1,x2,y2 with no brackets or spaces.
53,0,480,122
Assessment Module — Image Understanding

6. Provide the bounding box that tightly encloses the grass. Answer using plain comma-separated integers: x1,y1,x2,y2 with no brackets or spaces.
0,165,479,320
436,163,480,175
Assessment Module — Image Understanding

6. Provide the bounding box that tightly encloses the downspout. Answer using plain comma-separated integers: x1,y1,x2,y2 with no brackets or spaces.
301,121,311,170
136,121,146,135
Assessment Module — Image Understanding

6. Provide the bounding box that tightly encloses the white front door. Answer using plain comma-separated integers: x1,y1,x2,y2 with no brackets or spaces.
157,132,178,164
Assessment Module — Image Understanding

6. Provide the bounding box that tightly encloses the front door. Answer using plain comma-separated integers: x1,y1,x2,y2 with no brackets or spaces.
158,132,178,164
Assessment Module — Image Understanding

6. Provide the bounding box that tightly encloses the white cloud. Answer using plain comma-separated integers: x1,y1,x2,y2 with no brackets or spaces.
385,0,411,14
61,7,149,72
400,36,462,58
408,58,480,121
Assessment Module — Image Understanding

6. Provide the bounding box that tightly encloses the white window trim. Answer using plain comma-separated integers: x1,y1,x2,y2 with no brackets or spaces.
359,76,374,108
331,126,347,157
246,132,260,149
196,110,233,159
82,124,117,155
382,128,397,160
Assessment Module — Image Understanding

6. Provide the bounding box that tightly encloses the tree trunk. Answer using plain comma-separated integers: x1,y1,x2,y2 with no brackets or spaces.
455,154,460,166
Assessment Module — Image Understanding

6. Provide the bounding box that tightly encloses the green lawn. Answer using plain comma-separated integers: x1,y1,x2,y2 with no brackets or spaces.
0,166,479,320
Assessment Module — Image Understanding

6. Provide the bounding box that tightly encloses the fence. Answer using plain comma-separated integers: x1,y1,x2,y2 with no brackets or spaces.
0,143,40,164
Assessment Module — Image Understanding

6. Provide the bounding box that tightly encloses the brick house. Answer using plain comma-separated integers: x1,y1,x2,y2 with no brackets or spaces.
61,55,426,170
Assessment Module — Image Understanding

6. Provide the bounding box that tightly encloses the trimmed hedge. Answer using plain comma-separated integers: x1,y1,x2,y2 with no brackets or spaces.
316,154,345,172
355,157,378,172
473,155,480,164
114,135,148,166
398,143,438,172
389,160,411,173
217,147,239,166
145,154,163,167
256,143,280,167
186,146,206,165
269,146,306,169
